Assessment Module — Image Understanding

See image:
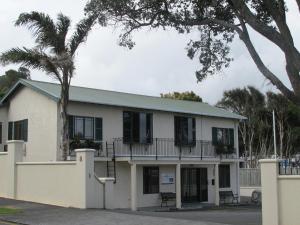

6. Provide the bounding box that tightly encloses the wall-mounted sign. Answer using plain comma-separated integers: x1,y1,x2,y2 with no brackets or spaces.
161,173,175,184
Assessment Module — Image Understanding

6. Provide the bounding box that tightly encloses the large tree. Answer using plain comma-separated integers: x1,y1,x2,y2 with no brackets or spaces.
85,0,300,105
0,67,31,98
0,12,97,160
161,91,202,102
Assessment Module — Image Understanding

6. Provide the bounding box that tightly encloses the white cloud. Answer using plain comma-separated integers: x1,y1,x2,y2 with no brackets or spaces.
0,0,299,105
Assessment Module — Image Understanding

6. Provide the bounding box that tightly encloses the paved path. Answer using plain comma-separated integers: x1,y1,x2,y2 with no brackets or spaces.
0,198,261,225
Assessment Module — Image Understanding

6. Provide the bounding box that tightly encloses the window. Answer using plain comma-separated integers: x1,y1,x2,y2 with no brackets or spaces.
123,111,152,144
219,164,231,188
212,127,234,146
69,116,102,141
174,116,196,146
143,167,159,194
8,119,28,142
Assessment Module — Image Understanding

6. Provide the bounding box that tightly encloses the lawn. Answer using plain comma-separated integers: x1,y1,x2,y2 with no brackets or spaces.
0,207,21,215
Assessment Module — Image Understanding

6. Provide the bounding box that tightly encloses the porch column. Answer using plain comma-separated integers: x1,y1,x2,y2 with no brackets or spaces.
215,164,220,206
176,163,181,209
130,163,137,211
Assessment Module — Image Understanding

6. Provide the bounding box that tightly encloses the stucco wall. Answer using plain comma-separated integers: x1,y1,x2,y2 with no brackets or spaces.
0,153,8,195
7,87,58,161
278,176,300,225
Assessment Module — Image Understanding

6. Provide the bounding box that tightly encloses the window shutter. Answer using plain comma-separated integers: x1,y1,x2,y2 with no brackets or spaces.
229,128,234,146
192,118,196,145
0,123,2,144
174,117,180,146
95,118,102,141
68,116,74,139
212,127,218,145
8,122,13,140
23,119,28,142
146,113,153,144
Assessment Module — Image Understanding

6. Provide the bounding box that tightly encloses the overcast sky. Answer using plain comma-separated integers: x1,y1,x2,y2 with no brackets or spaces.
0,0,299,104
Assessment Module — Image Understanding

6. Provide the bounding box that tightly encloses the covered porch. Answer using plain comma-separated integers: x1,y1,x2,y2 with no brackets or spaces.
129,161,224,211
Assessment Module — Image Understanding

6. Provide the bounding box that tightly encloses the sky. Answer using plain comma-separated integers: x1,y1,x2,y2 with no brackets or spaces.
0,0,299,105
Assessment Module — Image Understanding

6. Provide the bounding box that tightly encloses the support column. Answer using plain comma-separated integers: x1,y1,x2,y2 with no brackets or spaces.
260,159,279,225
75,149,95,209
176,163,181,209
7,140,24,199
215,164,220,206
130,163,137,211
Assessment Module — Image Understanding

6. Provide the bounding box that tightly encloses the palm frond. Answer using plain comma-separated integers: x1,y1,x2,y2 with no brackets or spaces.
0,47,61,81
56,13,71,51
15,12,62,54
68,14,97,56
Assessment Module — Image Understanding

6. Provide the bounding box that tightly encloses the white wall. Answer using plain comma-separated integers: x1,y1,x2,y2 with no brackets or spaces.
7,87,58,161
0,152,8,195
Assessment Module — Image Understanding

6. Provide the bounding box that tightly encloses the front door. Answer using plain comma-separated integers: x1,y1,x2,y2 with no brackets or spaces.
181,168,208,202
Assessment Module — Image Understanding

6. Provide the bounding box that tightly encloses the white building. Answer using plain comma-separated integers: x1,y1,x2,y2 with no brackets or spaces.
0,79,245,210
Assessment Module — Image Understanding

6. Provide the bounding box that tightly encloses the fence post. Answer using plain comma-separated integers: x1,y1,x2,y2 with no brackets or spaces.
259,159,279,225
6,140,24,199
155,138,158,160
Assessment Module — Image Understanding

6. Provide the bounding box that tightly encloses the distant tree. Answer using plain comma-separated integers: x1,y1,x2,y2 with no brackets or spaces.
0,67,31,98
0,12,97,160
161,91,202,102
86,0,300,106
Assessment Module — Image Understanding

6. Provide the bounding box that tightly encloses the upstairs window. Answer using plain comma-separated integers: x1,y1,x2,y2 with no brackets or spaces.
174,116,196,146
123,111,152,144
212,127,234,146
8,119,28,142
69,116,102,141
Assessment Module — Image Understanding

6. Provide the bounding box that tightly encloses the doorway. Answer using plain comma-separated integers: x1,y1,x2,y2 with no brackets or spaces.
181,167,208,202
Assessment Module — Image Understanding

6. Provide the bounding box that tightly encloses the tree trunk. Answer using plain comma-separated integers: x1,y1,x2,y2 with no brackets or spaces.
60,74,70,161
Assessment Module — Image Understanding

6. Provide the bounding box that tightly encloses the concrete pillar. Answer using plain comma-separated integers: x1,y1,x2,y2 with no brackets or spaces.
99,177,115,209
130,163,137,211
215,164,220,206
176,163,181,209
260,159,279,225
75,149,95,209
6,140,24,198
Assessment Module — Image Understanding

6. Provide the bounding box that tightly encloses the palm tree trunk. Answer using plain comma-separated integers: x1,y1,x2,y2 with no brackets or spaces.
60,75,70,160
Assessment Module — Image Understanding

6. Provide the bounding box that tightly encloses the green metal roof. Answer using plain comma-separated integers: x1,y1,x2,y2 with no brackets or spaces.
1,79,246,120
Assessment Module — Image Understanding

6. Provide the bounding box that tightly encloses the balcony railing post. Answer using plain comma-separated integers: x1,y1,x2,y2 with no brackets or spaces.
113,141,115,159
106,141,108,158
155,138,158,160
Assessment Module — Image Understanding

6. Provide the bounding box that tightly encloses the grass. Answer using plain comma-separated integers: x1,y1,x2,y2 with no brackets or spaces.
0,207,21,215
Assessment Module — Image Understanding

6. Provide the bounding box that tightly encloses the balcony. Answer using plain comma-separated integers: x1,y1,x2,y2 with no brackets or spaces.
68,138,237,161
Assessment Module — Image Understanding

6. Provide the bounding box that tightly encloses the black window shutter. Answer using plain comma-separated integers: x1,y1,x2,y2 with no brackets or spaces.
146,113,153,144
95,118,102,141
8,122,13,140
23,119,28,142
192,118,196,145
123,111,132,143
132,112,140,142
68,116,74,139
212,127,218,145
0,123,2,144
229,128,234,146
174,117,180,145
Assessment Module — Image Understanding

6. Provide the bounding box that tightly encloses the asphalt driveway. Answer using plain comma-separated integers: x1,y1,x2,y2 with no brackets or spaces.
0,198,261,225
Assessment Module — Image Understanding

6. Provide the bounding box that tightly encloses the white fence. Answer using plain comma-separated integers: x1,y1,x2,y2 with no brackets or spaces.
240,168,261,187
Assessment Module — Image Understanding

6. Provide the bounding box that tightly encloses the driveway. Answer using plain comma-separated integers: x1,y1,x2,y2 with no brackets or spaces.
0,198,261,225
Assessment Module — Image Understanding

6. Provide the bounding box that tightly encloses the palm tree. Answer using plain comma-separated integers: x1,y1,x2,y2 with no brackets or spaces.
0,12,97,160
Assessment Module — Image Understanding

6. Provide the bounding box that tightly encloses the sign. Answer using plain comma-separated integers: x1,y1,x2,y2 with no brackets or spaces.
161,173,175,184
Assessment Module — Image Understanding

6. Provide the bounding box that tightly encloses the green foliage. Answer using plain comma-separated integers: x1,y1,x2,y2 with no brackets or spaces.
218,86,300,159
85,0,300,105
160,91,202,102
0,67,31,98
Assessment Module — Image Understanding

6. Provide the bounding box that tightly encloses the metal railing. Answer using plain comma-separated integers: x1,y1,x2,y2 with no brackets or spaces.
279,160,300,175
106,138,218,160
